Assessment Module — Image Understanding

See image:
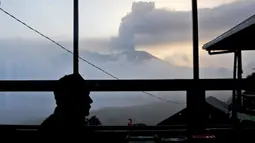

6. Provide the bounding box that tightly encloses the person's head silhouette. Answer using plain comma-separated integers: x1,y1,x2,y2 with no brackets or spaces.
54,73,93,117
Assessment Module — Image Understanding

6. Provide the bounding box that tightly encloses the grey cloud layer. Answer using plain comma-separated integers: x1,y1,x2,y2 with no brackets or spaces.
78,0,255,53
111,0,255,51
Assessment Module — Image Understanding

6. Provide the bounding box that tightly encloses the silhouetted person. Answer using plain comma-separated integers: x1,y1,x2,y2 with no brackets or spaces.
128,119,132,127
39,73,93,132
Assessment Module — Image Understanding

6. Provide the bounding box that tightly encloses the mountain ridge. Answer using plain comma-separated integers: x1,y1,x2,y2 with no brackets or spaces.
19,101,185,125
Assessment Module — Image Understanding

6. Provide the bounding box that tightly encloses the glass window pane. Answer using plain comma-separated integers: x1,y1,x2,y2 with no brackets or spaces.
91,91,186,126
79,0,192,79
206,91,232,125
198,0,255,78
0,92,185,126
0,0,73,79
0,92,54,125
243,51,255,77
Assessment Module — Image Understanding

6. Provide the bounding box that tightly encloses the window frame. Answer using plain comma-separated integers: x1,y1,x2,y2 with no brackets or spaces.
0,0,249,131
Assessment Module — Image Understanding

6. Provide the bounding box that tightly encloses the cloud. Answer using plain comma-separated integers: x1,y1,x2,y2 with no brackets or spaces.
109,0,255,52
104,0,255,70
73,0,255,57
70,0,255,69
164,53,190,66
199,0,255,40
0,38,234,79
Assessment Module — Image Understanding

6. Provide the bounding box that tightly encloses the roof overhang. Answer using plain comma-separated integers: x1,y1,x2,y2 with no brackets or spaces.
202,14,255,55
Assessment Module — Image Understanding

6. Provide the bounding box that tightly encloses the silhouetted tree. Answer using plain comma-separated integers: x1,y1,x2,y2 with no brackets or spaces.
87,116,102,126
227,72,255,112
245,72,255,94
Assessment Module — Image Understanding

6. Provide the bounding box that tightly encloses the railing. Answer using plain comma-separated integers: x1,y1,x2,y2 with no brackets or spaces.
0,78,252,131
0,79,251,91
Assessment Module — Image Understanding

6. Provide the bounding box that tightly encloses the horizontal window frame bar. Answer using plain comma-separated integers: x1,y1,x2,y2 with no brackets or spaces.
0,124,240,129
1,125,255,131
0,79,251,92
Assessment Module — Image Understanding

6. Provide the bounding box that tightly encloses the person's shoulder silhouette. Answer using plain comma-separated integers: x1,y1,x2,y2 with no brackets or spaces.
39,73,93,132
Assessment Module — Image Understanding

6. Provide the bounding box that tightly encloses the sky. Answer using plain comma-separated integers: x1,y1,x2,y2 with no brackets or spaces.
0,0,255,124
0,0,238,39
1,0,255,69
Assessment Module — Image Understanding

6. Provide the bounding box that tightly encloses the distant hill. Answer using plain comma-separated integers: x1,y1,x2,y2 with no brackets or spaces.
14,93,230,126
0,92,229,125
90,94,231,126
20,101,185,125
90,101,185,125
